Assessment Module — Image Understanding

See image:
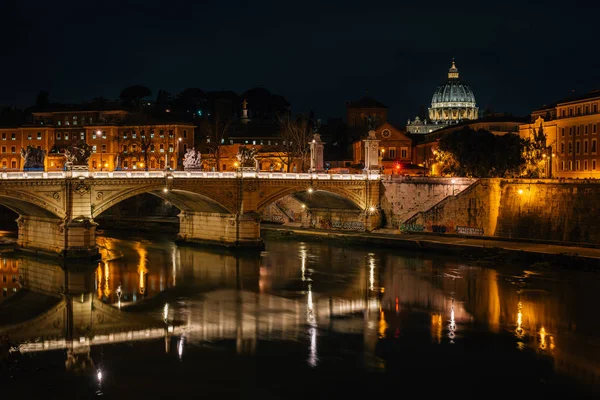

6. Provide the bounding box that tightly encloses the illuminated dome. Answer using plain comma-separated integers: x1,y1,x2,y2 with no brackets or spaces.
428,60,478,123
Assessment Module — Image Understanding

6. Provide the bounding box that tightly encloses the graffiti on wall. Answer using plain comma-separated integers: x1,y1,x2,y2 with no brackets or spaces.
399,224,425,233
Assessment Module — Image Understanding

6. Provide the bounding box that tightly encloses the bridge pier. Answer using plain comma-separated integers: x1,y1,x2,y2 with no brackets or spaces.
177,211,263,249
16,215,98,259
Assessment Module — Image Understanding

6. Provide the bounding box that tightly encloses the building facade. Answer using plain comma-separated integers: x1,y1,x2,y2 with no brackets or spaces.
519,90,600,179
407,60,479,134
0,108,195,171
352,122,413,174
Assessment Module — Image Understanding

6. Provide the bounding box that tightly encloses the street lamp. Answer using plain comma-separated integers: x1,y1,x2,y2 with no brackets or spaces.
451,178,456,195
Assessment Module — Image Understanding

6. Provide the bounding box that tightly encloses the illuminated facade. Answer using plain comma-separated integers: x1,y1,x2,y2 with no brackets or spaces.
407,60,479,134
0,108,195,171
519,90,600,178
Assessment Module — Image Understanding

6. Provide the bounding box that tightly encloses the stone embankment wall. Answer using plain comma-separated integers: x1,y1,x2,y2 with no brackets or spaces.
403,179,600,244
380,176,476,229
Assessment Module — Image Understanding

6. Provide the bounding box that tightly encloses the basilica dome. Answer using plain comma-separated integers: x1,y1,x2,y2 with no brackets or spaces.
428,60,478,123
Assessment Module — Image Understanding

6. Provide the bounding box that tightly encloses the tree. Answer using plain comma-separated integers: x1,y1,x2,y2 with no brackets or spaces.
437,127,523,178
521,124,548,178
277,115,311,172
119,85,152,110
201,118,231,171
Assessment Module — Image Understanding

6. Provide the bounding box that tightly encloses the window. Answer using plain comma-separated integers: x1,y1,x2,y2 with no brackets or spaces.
592,139,597,153
1,161,5,169
576,141,580,154
64,134,69,140
569,127,572,136
169,146,174,153
123,145,127,153
576,160,580,170
92,160,97,169
561,110,566,117
1,146,5,154
150,130,155,138
169,130,174,138
584,160,588,170
206,138,210,143
11,160,16,169
401,147,408,158
27,133,32,140
585,125,589,135
561,128,565,137
160,130,165,138
594,104,598,114
37,132,42,140
585,105,589,115
102,131,106,139
57,132,61,140
1,133,5,140
160,144,164,153
57,121,61,126
593,160,597,170
124,160,129,168
80,132,84,141
183,144,187,153
11,146,15,154
150,145,155,152
577,126,580,135
92,132,97,139
584,140,589,154
561,143,565,154
569,160,573,170
561,161,565,171
92,145,97,153
183,130,187,138
577,107,581,115
388,148,396,159
102,144,106,153
569,108,573,116
221,138,225,144
568,143,572,154
594,124,598,134
222,164,226,170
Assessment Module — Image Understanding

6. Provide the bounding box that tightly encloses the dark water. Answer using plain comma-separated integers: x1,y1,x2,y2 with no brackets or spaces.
1,232,600,398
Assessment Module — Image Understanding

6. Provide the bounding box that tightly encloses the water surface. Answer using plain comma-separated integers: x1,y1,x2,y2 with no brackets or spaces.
1,232,599,397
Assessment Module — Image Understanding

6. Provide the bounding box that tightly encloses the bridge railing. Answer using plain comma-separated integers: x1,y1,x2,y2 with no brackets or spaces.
0,170,381,181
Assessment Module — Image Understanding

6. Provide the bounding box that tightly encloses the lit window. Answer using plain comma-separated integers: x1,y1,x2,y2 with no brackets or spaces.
92,145,97,153
37,132,42,140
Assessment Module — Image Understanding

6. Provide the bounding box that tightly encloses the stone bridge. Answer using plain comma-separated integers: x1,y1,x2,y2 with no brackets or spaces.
0,170,381,258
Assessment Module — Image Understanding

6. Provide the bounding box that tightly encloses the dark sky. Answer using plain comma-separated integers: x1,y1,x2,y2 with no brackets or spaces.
3,0,600,126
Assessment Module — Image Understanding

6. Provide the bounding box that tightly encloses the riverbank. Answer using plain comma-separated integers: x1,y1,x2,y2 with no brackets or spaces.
261,224,600,269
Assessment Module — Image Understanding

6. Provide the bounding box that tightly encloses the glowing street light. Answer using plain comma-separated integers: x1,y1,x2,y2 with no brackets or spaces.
163,187,169,193
307,187,314,194
518,189,524,195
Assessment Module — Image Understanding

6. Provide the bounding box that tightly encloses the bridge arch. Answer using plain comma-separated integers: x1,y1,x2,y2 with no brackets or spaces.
92,184,233,218
0,191,64,219
257,185,365,213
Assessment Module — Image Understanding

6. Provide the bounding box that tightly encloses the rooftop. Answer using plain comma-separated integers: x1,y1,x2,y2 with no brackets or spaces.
346,96,387,109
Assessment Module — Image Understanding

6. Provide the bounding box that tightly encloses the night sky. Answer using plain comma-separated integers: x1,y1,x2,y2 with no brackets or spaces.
3,0,600,125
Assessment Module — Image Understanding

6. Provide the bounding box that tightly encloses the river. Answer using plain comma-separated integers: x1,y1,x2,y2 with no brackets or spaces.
0,231,599,397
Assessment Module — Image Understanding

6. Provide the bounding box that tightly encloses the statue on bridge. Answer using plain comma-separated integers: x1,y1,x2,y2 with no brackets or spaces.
236,145,258,168
182,148,202,170
20,145,46,171
64,141,93,167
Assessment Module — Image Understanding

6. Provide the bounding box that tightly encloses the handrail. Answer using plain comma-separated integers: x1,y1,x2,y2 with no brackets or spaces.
0,170,381,181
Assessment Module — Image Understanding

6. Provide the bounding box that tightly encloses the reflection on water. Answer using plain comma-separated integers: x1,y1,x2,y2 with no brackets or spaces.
0,256,20,303
0,233,599,396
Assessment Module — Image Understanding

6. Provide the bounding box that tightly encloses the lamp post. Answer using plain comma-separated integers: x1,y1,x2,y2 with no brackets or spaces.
176,137,182,171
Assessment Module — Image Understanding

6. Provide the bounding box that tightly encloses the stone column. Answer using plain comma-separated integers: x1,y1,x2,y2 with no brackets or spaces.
363,130,380,172
309,133,325,173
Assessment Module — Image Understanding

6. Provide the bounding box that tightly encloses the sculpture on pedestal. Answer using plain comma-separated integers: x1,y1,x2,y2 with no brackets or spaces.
182,148,202,170
64,141,93,167
236,146,258,168
20,145,46,171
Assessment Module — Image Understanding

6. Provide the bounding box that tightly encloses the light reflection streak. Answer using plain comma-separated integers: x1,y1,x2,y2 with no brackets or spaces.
103,262,110,299
300,246,307,281
307,283,318,367
368,254,375,291
178,336,185,360
448,297,456,342
136,242,148,295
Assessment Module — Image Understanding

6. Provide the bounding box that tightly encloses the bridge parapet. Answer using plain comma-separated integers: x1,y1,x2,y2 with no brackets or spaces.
0,170,381,181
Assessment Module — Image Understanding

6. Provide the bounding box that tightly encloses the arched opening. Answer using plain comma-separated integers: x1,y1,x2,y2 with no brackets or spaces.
0,204,18,233
260,189,367,232
94,189,231,236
